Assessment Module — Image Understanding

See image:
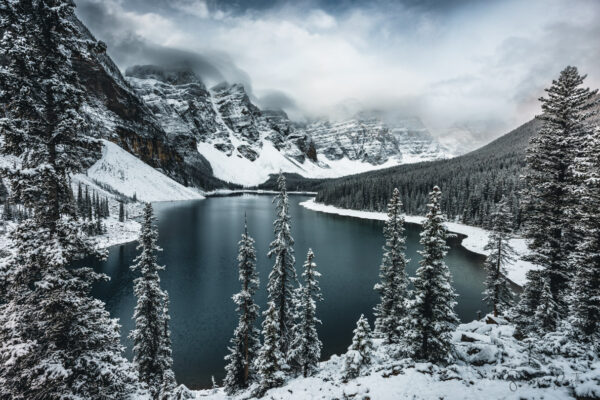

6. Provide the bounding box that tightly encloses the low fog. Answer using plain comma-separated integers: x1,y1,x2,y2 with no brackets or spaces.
75,0,600,152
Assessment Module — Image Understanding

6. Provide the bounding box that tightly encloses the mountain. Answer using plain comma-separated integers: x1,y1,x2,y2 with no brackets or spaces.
314,117,543,227
124,64,449,186
8,10,449,192
67,18,229,190
80,140,204,202
304,115,448,165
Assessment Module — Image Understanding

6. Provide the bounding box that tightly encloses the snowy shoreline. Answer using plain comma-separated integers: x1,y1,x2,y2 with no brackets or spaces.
205,189,318,197
299,198,536,287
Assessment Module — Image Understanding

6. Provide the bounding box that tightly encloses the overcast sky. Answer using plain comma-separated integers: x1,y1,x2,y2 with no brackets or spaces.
74,0,600,149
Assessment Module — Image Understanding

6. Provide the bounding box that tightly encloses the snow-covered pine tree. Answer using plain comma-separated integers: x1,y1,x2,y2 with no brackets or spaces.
256,301,286,395
570,125,600,341
2,198,12,221
224,217,261,394
343,314,374,380
373,188,410,343
159,293,176,400
289,249,323,377
85,186,92,221
0,1,139,398
130,203,173,399
119,200,126,222
534,277,561,335
520,66,599,329
405,186,459,362
483,197,516,317
266,173,298,357
77,182,84,214
512,269,545,339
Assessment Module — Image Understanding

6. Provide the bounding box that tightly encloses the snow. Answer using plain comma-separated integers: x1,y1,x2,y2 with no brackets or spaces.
205,189,317,197
85,140,204,202
189,316,596,399
197,140,422,187
299,198,538,287
0,139,205,252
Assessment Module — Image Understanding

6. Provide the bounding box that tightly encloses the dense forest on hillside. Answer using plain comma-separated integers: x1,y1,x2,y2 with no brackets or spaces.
313,118,543,228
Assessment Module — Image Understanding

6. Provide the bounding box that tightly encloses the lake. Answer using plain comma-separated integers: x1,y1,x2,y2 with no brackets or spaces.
87,194,488,389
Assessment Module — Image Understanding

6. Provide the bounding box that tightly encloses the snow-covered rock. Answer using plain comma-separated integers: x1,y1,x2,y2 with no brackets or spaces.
304,115,449,165
83,140,204,203
190,317,596,399
124,65,450,186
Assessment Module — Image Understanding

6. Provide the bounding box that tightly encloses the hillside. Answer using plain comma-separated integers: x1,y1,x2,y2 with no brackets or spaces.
82,140,204,202
125,65,450,186
314,118,543,227
191,316,599,399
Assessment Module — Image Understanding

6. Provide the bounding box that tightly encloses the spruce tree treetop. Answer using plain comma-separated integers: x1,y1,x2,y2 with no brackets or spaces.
289,249,323,377
523,66,598,317
373,187,410,344
266,172,298,356
224,216,261,394
343,314,374,380
483,197,516,317
130,203,173,399
406,186,459,362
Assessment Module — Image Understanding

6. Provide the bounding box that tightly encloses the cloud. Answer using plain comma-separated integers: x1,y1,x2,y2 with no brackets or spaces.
74,0,600,148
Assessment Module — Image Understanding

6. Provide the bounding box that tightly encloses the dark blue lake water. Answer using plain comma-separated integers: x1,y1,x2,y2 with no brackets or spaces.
86,194,487,389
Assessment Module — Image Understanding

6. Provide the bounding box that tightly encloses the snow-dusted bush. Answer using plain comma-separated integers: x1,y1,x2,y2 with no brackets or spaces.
343,314,374,379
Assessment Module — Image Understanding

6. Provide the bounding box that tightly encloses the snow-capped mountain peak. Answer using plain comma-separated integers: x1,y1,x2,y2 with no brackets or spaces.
123,65,450,186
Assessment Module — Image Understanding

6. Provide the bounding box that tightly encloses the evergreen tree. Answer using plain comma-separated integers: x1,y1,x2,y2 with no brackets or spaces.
77,182,84,214
521,66,599,328
119,200,126,222
405,186,459,362
534,277,560,335
343,314,374,380
483,197,516,317
0,1,138,398
373,188,410,343
256,301,286,395
104,197,110,218
85,185,92,220
512,270,545,339
266,173,298,357
224,217,261,394
570,126,600,341
159,293,176,399
289,249,323,377
96,206,103,234
130,203,173,399
2,198,12,221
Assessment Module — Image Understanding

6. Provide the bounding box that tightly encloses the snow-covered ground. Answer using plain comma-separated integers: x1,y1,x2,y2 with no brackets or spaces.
191,317,598,399
87,140,204,202
299,198,537,287
0,140,206,252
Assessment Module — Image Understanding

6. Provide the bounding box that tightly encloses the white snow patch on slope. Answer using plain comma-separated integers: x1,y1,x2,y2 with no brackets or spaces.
86,140,204,202
300,198,538,286
192,317,593,399
197,141,402,187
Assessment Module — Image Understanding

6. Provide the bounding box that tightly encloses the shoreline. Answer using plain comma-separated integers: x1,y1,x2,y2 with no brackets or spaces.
299,198,536,287
205,189,317,197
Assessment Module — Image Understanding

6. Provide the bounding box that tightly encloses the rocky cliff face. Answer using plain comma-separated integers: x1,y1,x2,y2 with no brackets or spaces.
64,12,448,189
68,18,225,190
123,65,449,185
